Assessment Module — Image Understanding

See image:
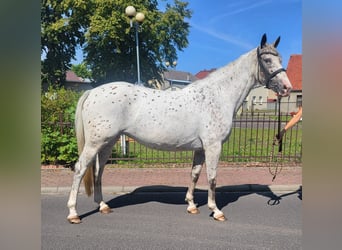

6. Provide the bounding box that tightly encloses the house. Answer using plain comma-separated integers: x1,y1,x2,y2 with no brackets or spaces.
285,54,302,111
161,70,198,90
194,54,302,115
41,70,93,92
195,68,269,114
64,70,93,91
267,54,302,113
242,86,269,114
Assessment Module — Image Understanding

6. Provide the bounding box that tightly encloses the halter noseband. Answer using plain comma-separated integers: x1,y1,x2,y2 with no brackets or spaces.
257,47,286,89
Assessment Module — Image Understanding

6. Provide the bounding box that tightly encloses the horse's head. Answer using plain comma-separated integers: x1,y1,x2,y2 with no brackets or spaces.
257,34,292,97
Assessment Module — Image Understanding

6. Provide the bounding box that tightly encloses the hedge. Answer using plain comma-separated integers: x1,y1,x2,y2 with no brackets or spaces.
41,87,82,165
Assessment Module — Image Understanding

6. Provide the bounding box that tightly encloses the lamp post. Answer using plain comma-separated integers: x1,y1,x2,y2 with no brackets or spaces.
125,6,145,85
165,61,177,68
165,61,177,89
121,7,145,156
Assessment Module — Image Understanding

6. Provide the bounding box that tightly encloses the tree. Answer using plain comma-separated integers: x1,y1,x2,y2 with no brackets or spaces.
71,62,92,80
41,0,90,86
85,0,192,84
41,0,192,86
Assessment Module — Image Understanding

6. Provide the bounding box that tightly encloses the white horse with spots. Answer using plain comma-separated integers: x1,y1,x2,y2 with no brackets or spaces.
67,34,292,223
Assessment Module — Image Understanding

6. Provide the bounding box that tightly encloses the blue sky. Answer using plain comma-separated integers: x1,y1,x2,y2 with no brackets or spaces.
175,0,302,74
72,0,302,75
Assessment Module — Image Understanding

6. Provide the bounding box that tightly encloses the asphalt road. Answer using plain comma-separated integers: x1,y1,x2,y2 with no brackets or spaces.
42,190,302,250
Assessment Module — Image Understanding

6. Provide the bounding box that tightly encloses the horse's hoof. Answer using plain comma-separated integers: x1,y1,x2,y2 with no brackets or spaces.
67,216,81,224
100,206,112,214
214,213,227,222
187,207,200,214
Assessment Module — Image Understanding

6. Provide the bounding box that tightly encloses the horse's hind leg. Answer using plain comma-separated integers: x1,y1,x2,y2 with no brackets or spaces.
93,143,116,214
67,147,97,224
185,150,205,214
205,142,226,221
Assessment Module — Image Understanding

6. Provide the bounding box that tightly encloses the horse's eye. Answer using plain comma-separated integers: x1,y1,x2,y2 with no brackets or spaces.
263,58,272,64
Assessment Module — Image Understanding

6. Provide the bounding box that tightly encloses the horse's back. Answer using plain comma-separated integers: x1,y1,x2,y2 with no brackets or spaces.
80,81,233,151
81,82,206,150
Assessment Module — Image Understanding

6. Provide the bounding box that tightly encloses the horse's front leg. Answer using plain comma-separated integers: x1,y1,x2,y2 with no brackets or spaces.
185,150,205,214
205,142,226,221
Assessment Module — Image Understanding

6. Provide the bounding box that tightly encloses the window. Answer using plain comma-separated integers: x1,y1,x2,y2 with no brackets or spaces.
252,96,256,105
296,95,302,107
258,96,263,105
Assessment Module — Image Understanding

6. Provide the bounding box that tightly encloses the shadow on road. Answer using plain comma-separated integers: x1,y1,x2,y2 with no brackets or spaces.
79,184,302,220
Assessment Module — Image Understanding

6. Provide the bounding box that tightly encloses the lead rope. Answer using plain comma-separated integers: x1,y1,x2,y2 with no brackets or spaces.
269,96,283,181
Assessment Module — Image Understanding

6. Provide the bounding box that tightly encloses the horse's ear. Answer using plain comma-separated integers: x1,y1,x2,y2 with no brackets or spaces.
273,36,281,48
260,33,267,48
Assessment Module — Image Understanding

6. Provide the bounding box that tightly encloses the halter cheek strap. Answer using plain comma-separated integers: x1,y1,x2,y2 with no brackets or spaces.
257,48,286,89
265,68,286,88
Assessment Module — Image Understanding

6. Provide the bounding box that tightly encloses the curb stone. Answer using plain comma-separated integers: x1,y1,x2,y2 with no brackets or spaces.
41,184,301,195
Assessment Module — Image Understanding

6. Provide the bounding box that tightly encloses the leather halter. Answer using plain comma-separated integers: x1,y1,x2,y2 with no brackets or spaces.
257,47,286,89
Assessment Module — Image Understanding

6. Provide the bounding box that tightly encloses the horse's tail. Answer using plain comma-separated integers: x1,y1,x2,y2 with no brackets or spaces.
75,90,93,197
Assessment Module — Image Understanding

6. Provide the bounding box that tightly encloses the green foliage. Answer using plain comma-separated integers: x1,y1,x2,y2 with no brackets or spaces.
71,62,93,79
85,0,192,84
41,0,192,86
41,0,91,85
41,87,82,165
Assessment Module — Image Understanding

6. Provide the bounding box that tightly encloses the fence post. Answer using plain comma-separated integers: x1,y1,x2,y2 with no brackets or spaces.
59,112,64,134
120,135,130,156
120,135,126,156
126,138,129,156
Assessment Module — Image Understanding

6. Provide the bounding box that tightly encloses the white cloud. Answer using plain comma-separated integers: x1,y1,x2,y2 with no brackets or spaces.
209,0,272,24
191,23,253,50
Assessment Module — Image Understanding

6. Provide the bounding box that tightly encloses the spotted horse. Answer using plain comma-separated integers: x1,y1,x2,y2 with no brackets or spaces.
67,34,292,223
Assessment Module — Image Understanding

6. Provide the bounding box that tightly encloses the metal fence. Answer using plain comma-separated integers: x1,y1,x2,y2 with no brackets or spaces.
108,112,302,166
43,111,302,166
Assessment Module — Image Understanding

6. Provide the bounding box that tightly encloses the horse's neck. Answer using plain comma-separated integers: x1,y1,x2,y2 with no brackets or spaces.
196,49,258,114
230,53,258,113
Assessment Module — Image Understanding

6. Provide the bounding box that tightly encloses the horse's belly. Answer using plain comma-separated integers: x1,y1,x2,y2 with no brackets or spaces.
126,131,203,151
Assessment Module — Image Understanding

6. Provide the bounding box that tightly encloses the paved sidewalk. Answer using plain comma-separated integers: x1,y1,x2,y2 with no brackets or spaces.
41,164,302,194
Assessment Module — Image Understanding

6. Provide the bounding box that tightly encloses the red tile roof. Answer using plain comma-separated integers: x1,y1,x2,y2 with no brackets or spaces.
66,70,87,83
195,69,216,79
286,54,302,91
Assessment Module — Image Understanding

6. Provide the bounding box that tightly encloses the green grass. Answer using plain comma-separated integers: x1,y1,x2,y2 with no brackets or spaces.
108,124,302,166
221,127,302,163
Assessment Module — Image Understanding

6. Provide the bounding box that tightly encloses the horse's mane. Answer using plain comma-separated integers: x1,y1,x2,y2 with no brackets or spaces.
187,48,257,88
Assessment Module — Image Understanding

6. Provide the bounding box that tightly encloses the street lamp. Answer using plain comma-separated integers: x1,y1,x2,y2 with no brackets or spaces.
165,61,177,68
121,6,145,156
125,6,145,85
165,61,177,89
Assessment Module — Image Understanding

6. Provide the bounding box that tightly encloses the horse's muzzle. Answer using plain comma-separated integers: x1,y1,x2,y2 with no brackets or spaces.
279,78,292,97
